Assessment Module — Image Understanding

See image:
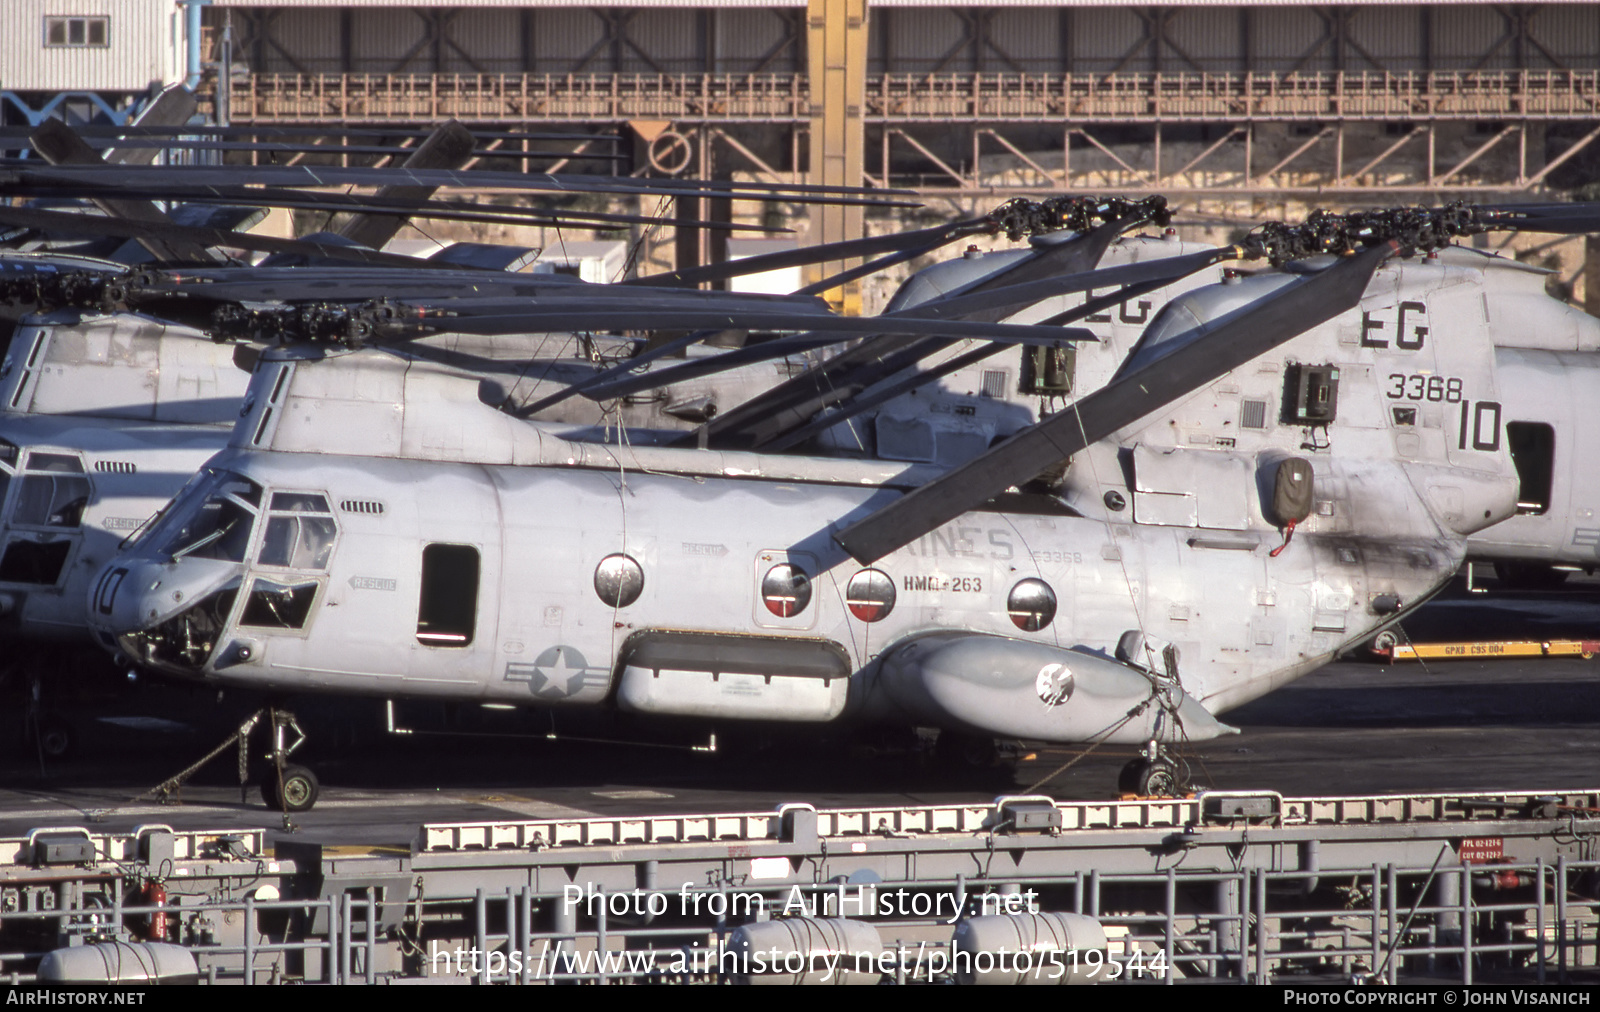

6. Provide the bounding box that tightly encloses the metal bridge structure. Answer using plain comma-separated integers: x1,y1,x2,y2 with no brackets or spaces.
201,1,1600,199
3,790,1599,984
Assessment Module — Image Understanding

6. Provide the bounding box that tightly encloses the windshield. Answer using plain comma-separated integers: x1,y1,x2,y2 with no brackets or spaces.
153,471,264,563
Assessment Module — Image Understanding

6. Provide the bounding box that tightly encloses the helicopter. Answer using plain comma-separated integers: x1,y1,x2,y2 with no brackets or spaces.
4,125,1594,796
0,118,1069,758
85,199,1577,811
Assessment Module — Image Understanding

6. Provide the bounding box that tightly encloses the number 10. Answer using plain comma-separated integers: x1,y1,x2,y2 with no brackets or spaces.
1458,400,1501,451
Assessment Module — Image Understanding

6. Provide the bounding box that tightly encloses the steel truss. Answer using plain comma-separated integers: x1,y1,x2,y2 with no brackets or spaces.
219,69,1600,197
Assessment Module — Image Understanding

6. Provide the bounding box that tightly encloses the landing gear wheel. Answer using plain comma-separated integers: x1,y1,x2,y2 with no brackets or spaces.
31,715,75,759
1118,758,1179,797
261,764,319,813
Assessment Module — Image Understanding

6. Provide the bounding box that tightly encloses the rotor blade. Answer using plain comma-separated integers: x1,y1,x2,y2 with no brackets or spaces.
8,182,767,233
0,205,442,270
693,215,1139,448
833,242,1396,564
433,308,1095,347
761,341,1017,453
624,218,994,288
549,242,1158,404
335,120,476,250
794,236,960,296
558,248,1190,402
3,164,916,205
509,329,718,417
105,85,198,165
879,247,1240,324
1479,202,1600,234
28,120,213,263
134,274,831,307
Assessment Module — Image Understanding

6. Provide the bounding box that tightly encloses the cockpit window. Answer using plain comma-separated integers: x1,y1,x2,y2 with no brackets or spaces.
0,439,16,514
257,493,337,570
159,474,264,562
239,577,318,629
269,492,330,513
259,516,337,569
10,451,90,529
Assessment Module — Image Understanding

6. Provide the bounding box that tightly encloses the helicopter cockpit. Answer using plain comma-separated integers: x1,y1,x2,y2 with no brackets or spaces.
89,467,340,676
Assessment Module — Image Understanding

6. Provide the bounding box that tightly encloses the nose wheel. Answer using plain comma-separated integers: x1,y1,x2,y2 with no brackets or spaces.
261,763,320,813
260,709,319,815
1118,740,1186,797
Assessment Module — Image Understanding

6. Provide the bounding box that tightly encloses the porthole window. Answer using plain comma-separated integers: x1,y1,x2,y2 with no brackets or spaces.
846,569,896,622
1007,578,1057,632
761,563,812,618
594,553,644,608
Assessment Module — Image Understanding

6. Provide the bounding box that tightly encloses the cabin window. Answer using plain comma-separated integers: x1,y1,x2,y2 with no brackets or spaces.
11,453,90,529
0,539,71,585
1007,578,1057,632
239,578,318,630
760,563,812,618
257,493,337,570
846,569,896,622
417,543,479,647
594,553,644,608
44,16,109,47
1506,421,1554,516
160,475,261,562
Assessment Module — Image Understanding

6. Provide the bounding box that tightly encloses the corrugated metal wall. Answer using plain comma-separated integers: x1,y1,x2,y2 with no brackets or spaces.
2,0,182,93
223,4,1600,77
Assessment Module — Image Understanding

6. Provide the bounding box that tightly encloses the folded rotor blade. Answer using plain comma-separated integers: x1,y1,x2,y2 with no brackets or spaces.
691,215,1143,449
104,85,198,165
5,164,915,206
624,218,994,289
0,205,438,269
28,120,213,263
9,182,767,233
437,308,1095,347
833,242,1396,564
334,120,476,251
1479,201,1600,234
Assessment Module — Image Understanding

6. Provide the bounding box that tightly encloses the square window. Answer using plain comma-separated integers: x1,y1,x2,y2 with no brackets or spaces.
44,17,109,48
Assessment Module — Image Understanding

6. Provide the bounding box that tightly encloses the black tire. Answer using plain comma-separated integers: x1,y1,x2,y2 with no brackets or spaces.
262,764,320,813
1118,758,1179,797
28,714,75,759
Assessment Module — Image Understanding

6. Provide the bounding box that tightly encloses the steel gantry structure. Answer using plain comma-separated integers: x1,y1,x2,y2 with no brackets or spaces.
203,1,1600,199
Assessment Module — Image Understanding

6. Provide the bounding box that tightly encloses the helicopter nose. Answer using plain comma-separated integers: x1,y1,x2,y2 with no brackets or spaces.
86,560,154,636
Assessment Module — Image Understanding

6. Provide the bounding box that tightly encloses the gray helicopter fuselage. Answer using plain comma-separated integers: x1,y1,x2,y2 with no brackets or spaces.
87,250,1521,745
0,312,247,641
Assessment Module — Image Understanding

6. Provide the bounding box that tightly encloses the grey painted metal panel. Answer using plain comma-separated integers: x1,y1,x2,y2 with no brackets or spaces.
350,9,428,73
1432,3,1512,69
713,9,797,72
1251,8,1331,73
628,9,708,73
443,9,524,73
529,9,610,72
986,10,1063,74
1525,3,1600,69
261,8,343,74
1067,9,1145,74
1347,7,1425,72
877,7,968,73
1165,7,1243,73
